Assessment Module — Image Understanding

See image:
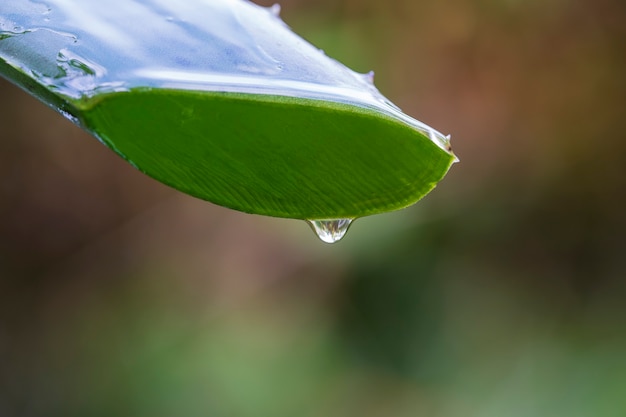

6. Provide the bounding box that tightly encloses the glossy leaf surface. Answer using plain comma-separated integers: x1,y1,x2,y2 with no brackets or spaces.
0,0,455,219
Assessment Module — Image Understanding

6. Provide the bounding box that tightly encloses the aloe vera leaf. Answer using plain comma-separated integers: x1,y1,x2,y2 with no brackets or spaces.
0,0,456,219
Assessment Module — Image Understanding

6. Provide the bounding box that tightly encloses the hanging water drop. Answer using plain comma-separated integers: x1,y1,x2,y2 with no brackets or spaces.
307,218,353,243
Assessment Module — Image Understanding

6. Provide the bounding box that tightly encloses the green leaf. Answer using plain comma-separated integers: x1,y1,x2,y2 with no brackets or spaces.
0,0,456,220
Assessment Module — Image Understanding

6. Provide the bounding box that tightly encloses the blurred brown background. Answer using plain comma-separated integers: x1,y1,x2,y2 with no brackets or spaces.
1,0,625,416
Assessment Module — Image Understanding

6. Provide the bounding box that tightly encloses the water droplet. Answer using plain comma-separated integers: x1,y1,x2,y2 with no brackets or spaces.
59,109,79,125
307,218,353,243
441,134,458,162
362,70,375,84
269,4,281,17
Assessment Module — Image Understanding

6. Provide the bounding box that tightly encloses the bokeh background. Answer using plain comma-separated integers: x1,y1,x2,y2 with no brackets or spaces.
1,0,625,415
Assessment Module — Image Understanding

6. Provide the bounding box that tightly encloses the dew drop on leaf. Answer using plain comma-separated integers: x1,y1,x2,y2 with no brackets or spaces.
268,4,281,17
306,218,353,243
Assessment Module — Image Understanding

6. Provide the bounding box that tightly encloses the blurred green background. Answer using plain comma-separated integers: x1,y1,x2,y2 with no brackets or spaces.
1,0,625,416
